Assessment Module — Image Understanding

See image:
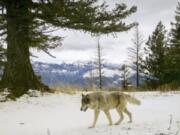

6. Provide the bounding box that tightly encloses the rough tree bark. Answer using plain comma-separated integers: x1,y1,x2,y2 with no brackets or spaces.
0,0,49,97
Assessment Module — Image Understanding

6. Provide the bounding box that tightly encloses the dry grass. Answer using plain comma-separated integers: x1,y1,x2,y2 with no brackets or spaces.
157,82,180,92
50,86,82,95
50,86,111,95
50,84,180,95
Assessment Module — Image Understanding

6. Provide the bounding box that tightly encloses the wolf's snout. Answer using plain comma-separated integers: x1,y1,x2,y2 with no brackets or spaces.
80,106,87,112
80,106,85,111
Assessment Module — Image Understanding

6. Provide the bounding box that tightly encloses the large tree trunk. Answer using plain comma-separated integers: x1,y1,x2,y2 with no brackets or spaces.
0,0,49,97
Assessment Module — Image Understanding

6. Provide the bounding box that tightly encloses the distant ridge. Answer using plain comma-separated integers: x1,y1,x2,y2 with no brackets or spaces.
32,61,144,87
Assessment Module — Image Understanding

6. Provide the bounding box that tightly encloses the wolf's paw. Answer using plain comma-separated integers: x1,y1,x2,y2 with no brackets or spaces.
128,120,132,123
88,125,95,129
114,122,120,125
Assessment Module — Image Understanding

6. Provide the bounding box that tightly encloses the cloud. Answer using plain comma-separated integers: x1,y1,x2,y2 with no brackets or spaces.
56,32,97,51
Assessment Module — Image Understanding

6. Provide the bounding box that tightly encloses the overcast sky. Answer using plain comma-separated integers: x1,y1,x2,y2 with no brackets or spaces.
32,0,179,64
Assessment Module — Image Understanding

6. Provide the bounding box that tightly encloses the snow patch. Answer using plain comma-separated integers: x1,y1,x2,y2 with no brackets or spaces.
0,88,10,102
51,69,68,74
0,91,180,135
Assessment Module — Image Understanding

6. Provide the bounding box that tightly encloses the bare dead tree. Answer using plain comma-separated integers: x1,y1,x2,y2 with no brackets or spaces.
85,61,95,89
128,24,144,88
94,38,104,89
119,64,131,90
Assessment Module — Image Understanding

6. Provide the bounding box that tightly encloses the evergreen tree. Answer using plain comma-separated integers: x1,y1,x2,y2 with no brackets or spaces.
143,21,167,88
167,2,180,84
0,0,137,96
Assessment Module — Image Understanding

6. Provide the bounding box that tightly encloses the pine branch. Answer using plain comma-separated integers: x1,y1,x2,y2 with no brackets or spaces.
32,0,137,34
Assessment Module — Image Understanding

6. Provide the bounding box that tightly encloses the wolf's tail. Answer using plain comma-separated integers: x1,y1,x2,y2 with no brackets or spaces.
124,94,141,105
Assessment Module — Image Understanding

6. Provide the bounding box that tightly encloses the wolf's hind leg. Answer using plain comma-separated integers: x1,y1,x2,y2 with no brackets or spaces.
103,110,112,126
124,108,132,123
115,107,125,125
89,110,100,128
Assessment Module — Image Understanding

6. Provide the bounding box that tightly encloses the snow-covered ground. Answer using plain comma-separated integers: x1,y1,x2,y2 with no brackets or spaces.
0,91,180,135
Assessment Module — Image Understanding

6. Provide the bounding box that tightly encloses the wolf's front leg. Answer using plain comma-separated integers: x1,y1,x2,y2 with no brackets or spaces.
89,110,100,128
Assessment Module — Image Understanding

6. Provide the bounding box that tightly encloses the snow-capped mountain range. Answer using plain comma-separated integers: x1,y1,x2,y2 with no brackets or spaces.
32,61,141,87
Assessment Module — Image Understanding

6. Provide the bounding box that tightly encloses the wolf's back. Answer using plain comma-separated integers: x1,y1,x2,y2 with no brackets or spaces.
124,94,141,105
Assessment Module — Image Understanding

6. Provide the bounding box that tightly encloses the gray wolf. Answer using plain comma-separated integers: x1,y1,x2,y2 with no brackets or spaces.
80,91,141,128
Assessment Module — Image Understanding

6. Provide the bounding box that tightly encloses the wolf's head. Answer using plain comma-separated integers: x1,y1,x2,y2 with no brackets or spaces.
80,94,90,112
